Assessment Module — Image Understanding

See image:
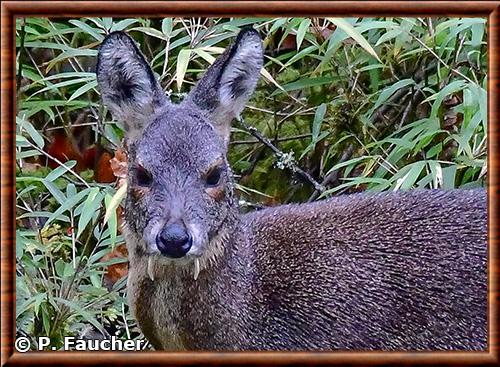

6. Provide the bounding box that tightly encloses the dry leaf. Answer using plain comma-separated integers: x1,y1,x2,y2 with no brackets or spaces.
110,148,128,188
100,244,129,289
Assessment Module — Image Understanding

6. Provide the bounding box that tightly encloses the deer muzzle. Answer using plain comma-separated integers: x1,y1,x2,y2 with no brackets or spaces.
156,222,193,258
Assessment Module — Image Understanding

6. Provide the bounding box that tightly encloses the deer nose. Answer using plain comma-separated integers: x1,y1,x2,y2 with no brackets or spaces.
156,223,192,258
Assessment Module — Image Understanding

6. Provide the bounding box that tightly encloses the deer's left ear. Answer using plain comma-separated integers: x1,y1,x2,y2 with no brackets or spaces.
186,28,263,144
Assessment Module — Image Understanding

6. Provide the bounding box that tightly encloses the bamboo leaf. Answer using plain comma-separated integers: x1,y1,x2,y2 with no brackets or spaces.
296,18,311,50
44,188,89,228
45,161,77,182
76,188,104,239
176,49,191,91
326,18,381,62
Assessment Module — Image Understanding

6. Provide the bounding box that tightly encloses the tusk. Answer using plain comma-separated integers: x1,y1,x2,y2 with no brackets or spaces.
147,257,155,282
193,258,200,281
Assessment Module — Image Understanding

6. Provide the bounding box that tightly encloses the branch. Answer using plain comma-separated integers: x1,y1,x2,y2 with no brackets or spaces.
26,141,90,188
230,133,312,145
16,18,26,93
236,118,325,193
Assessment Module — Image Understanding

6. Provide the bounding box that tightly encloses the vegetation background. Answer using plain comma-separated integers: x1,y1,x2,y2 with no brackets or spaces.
15,17,487,349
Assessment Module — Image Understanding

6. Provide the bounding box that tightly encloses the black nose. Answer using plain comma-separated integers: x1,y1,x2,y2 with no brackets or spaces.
156,223,192,258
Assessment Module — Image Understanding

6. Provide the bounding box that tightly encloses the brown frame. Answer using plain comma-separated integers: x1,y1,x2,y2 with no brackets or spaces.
2,1,499,365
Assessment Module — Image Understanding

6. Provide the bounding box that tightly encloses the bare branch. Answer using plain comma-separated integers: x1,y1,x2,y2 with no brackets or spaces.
236,118,325,193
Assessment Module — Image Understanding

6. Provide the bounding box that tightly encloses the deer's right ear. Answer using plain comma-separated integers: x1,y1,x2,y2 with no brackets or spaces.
97,32,167,140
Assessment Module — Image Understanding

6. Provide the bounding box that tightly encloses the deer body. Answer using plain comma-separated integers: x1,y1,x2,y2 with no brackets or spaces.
97,29,487,351
126,189,486,350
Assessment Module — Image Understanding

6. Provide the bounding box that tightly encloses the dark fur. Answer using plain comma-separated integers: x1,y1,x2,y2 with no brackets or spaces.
131,189,486,351
97,30,487,351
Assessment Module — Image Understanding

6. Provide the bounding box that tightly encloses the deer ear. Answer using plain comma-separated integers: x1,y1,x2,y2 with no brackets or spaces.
187,28,263,144
97,31,168,140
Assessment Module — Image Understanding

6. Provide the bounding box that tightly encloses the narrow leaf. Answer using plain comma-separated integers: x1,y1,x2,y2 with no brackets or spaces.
327,18,381,62
176,49,191,91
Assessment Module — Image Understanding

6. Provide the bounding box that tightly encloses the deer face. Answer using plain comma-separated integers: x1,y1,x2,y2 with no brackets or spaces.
96,30,263,265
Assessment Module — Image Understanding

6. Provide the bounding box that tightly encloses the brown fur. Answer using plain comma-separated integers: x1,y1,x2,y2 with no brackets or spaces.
124,189,486,351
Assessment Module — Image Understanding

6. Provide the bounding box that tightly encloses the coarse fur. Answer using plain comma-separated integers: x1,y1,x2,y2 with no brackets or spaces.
96,29,487,351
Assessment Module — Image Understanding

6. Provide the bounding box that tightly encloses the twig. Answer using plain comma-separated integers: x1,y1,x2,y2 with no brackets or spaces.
27,141,90,188
409,33,475,84
246,105,291,116
230,133,312,145
372,63,437,127
397,87,422,130
16,18,26,93
236,118,325,193
122,303,131,340
426,18,435,38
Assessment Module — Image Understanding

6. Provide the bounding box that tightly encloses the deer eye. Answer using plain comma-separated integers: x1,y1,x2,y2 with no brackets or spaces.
205,166,223,187
135,165,153,187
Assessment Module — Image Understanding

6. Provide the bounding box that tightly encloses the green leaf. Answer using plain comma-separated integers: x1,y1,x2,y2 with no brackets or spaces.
176,49,191,91
192,48,216,65
393,161,426,190
42,180,66,205
45,161,77,182
44,188,89,228
54,297,105,335
76,188,104,239
320,177,390,197
41,307,51,336
68,20,104,41
312,103,327,141
16,293,47,318
442,165,457,189
427,80,467,118
269,18,288,34
162,18,173,37
324,156,374,177
102,17,113,31
281,45,318,70
104,184,126,224
66,183,77,198
326,18,381,62
375,29,402,46
55,259,74,278
299,130,330,160
35,71,95,82
131,26,167,40
30,76,94,98
104,184,127,247
18,117,44,149
16,149,41,159
271,76,337,96
426,143,442,159
368,79,415,119
68,79,98,102
296,18,311,50
45,50,97,73
16,135,30,147
110,18,138,32
17,211,69,223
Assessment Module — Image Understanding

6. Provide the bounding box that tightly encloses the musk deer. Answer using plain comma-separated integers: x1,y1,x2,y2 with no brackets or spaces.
96,29,487,351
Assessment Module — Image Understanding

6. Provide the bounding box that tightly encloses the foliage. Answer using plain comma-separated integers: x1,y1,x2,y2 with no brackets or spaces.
15,17,487,348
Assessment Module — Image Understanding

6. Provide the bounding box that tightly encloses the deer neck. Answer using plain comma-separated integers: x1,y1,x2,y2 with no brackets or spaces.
127,213,247,350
